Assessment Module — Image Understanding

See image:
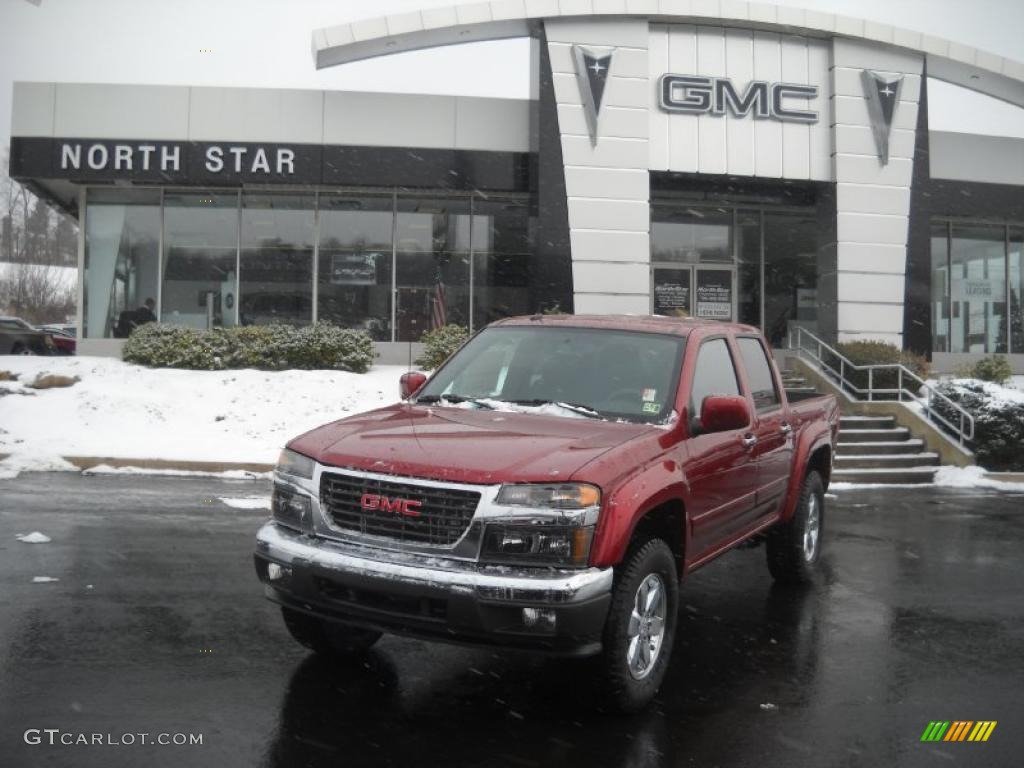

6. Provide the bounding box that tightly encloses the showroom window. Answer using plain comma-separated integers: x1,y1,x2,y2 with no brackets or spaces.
471,195,533,330
241,192,314,327
162,190,240,330
395,195,472,342
932,220,1022,354
317,193,394,341
83,188,161,338
84,187,534,344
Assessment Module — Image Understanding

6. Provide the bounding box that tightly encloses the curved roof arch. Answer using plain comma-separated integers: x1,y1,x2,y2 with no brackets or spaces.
312,1,1024,108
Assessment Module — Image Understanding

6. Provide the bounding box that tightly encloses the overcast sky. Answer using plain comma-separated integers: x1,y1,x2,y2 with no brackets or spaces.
2,0,1024,160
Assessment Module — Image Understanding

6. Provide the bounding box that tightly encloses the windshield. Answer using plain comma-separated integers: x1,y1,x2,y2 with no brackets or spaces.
415,325,686,424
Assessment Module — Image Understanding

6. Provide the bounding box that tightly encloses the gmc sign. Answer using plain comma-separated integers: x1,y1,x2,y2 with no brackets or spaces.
659,75,819,123
360,494,423,517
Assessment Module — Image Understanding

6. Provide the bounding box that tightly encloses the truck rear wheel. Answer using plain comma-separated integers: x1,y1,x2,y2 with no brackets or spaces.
281,607,381,656
599,537,678,713
767,470,825,583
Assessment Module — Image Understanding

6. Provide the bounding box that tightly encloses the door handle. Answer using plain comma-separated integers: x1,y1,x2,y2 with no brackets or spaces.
780,422,793,436
741,434,758,449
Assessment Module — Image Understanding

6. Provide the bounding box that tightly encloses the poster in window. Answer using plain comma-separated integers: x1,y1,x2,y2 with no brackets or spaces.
330,252,379,285
695,269,733,320
653,268,691,317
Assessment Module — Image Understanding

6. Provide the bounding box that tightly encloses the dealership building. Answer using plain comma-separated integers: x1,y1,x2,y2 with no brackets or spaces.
8,1,1024,368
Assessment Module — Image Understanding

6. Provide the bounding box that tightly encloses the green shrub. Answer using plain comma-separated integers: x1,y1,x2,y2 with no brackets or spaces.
962,355,1013,385
415,324,469,370
123,323,375,373
828,340,931,397
932,380,1024,471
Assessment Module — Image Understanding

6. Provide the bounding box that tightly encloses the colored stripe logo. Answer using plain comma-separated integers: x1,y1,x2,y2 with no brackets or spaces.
921,721,997,742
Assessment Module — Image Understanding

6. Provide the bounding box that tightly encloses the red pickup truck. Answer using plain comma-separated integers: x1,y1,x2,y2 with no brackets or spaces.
255,315,839,711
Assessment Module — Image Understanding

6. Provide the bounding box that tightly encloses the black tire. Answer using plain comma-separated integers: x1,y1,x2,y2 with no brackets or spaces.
767,470,825,583
281,607,381,656
598,537,679,713
12,343,33,356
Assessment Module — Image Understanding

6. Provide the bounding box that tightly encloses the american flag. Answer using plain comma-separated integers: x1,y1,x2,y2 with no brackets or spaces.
431,267,446,329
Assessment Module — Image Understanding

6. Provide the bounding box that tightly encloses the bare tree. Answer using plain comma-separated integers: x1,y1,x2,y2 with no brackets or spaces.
1,148,78,323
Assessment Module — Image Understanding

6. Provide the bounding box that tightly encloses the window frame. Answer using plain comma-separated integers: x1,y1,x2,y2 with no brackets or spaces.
687,334,743,421
735,334,782,414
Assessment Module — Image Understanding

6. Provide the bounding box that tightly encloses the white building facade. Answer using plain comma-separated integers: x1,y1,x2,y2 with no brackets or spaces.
9,2,1024,369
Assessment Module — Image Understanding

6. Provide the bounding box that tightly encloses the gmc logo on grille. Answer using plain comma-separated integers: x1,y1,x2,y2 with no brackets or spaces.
360,494,423,517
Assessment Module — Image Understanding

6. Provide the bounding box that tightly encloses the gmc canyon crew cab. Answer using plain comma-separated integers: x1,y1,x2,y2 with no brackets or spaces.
254,315,839,711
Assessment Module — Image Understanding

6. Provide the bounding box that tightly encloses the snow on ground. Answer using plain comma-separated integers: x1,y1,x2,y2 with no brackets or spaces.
219,496,271,510
0,357,407,472
16,532,52,543
831,466,1024,492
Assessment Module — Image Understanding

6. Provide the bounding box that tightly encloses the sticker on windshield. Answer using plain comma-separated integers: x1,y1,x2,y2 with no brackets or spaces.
642,402,660,414
642,388,657,402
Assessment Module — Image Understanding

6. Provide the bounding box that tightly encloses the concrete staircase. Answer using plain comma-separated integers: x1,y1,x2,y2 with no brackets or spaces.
780,370,940,485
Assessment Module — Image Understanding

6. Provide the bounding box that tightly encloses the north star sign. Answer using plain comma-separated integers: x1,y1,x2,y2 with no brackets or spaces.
659,75,819,123
59,142,297,174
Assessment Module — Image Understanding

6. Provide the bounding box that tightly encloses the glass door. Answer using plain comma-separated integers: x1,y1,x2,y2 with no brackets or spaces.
652,265,692,317
694,266,736,321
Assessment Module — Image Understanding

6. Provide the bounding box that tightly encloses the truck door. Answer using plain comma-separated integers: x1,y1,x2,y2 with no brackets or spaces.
685,336,759,559
735,336,793,517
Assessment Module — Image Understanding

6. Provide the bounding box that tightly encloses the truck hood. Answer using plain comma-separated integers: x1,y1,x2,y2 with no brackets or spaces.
287,403,655,485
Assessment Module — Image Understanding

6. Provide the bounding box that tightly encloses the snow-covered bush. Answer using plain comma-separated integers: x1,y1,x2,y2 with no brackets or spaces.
415,324,469,370
933,379,1024,471
123,323,375,373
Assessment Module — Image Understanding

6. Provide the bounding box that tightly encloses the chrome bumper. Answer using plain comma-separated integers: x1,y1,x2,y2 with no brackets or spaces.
255,521,613,605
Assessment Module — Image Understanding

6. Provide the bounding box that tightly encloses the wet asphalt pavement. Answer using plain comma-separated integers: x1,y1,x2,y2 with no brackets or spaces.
0,473,1022,768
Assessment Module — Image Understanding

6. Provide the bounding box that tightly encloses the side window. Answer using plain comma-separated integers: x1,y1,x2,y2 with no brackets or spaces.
737,337,781,411
689,338,740,416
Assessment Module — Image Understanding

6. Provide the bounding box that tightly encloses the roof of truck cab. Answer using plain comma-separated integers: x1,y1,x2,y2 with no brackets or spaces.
489,314,760,337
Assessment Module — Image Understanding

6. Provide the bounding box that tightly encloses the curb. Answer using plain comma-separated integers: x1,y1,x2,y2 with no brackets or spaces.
63,456,275,474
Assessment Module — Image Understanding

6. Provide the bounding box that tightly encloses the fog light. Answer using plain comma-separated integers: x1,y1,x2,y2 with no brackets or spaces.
267,562,291,582
522,607,557,632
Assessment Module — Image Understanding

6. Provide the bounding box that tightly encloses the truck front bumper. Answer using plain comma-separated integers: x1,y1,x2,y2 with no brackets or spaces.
254,522,613,656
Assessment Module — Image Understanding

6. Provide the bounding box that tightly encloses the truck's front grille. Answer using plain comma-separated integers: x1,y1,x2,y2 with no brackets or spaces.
320,472,480,546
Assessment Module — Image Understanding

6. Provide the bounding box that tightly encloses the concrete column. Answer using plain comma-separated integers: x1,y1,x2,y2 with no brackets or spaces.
544,19,651,315
831,39,924,346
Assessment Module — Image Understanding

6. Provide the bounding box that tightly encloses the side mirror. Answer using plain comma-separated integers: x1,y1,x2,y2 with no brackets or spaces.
400,371,428,400
699,395,751,434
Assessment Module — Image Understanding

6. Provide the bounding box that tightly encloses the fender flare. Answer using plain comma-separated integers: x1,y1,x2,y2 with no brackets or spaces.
780,429,833,523
589,463,691,569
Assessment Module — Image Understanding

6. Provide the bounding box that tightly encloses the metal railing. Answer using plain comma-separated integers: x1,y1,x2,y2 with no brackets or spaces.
786,326,975,445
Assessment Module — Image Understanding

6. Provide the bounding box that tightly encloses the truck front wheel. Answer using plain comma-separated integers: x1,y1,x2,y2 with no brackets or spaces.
281,607,381,656
599,537,679,713
767,470,825,583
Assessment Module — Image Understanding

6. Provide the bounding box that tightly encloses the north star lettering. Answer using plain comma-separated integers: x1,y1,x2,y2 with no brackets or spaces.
204,146,294,174
58,143,296,175
61,143,179,172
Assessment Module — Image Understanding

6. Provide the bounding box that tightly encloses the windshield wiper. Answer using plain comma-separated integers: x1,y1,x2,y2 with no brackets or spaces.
416,394,495,410
507,399,602,419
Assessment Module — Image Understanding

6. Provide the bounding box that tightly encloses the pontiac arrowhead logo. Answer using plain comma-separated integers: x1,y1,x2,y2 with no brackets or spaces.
572,45,613,146
861,70,903,165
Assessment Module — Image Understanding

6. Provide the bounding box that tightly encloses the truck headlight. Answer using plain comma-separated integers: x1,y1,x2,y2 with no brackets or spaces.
276,448,314,480
495,483,600,509
481,524,594,567
271,483,312,532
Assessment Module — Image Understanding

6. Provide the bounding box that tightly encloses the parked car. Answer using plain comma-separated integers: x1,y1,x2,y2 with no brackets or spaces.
254,315,840,711
0,316,55,355
37,325,76,355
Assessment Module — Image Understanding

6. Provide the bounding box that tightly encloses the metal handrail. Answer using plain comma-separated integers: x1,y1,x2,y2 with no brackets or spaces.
786,326,975,445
